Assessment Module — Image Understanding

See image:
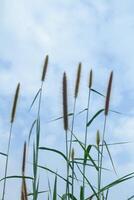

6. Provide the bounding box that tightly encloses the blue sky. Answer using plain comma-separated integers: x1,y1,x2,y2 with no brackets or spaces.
1,0,134,199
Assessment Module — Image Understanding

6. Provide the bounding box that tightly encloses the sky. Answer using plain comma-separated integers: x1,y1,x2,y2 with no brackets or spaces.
0,0,134,199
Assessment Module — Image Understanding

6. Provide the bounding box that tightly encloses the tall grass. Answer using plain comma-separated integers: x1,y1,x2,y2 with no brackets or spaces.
99,71,113,195
83,69,93,199
0,59,134,200
2,83,20,200
21,142,28,200
62,72,69,199
32,55,49,200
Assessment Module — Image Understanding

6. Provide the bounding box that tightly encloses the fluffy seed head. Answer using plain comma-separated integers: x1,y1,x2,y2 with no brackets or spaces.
74,62,82,98
21,142,28,200
89,69,93,88
41,55,49,82
62,72,68,131
11,83,20,123
96,130,100,146
71,148,75,161
21,179,28,200
22,142,27,175
105,71,113,116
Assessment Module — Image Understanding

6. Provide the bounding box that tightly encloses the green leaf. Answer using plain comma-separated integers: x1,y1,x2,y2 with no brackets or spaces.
80,186,84,200
0,152,7,157
128,194,134,200
76,108,88,115
33,178,40,200
87,109,104,127
100,141,133,146
76,163,99,199
84,145,92,164
28,119,37,145
29,89,41,111
0,175,33,182
47,177,52,199
39,146,76,177
104,140,117,176
39,147,68,162
28,190,48,196
91,88,105,97
70,131,99,171
105,189,109,200
37,165,72,185
62,193,77,200
53,175,57,200
47,113,73,123
87,172,134,199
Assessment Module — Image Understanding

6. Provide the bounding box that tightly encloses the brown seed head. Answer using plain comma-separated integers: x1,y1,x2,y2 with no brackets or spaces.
21,142,27,200
63,72,68,131
22,142,27,175
89,69,93,88
74,62,82,98
21,178,28,200
41,55,49,82
11,83,20,123
71,148,75,161
105,71,113,116
96,130,100,146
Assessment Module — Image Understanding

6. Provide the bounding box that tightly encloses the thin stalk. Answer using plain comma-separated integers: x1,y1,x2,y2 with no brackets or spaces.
69,62,82,160
37,82,43,119
2,123,13,200
62,73,69,200
2,83,20,200
84,89,91,149
33,81,43,199
21,142,28,200
99,115,107,199
83,88,91,197
68,98,76,199
65,130,69,200
69,98,76,160
71,155,74,197
68,66,81,196
71,148,75,197
98,145,100,200
98,71,113,199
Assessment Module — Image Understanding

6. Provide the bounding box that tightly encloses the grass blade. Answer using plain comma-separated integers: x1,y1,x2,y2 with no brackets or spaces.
87,109,104,127
29,89,41,111
53,175,57,200
104,140,117,176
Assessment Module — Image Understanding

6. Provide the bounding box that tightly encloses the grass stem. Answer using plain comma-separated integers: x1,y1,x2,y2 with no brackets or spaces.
83,88,91,198
2,123,13,200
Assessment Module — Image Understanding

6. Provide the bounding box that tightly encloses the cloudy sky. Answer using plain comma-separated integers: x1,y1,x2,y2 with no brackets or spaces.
0,0,134,199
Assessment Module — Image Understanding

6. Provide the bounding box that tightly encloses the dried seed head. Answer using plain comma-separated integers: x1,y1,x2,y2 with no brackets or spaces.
96,130,100,146
21,142,28,200
11,83,20,123
21,178,28,200
74,62,82,98
89,69,93,88
105,71,113,116
62,72,68,131
22,142,27,175
41,55,49,82
71,148,75,161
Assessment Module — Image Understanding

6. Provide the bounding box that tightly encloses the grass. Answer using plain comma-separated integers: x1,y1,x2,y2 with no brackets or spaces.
0,57,134,200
